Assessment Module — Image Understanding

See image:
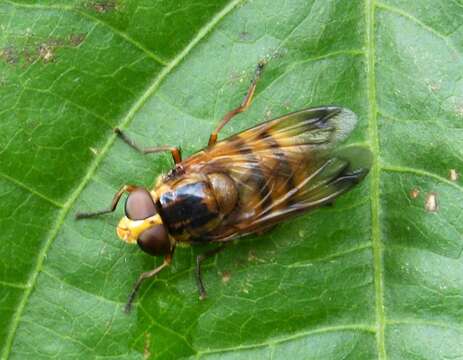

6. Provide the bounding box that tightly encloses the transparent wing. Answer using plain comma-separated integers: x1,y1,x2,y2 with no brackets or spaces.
178,106,369,242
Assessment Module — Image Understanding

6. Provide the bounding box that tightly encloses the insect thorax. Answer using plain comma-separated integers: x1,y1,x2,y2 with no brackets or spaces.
155,172,238,242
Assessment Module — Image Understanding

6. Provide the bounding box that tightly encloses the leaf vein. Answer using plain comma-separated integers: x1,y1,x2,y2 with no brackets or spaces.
20,319,94,352
42,270,125,307
366,0,387,359
196,324,376,357
0,280,29,290
386,319,463,334
376,1,462,57
381,165,463,193
0,172,64,208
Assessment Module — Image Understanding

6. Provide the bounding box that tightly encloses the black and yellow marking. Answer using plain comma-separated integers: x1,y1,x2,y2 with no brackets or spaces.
158,181,220,241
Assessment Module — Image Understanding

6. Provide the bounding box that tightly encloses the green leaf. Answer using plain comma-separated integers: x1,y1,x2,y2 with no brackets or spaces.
1,0,462,359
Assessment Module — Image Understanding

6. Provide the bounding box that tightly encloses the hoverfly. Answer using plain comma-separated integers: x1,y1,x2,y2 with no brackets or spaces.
76,62,370,312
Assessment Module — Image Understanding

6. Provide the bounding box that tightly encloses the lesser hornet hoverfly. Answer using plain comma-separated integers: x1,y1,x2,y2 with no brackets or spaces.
76,62,370,312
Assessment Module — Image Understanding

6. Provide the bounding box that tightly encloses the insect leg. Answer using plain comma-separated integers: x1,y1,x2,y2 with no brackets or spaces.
195,244,227,300
114,128,182,164
125,255,172,313
208,61,265,146
75,184,137,219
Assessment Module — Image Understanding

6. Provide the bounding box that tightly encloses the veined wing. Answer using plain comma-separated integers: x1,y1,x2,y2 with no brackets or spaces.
179,106,369,242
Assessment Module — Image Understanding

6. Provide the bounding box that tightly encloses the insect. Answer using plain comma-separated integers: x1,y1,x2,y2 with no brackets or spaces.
76,62,370,312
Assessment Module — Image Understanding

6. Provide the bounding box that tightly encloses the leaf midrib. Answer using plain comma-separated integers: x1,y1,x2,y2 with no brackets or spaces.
0,0,244,358
366,0,386,359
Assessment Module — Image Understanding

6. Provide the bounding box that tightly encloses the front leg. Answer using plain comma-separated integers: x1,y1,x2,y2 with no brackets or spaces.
75,184,136,219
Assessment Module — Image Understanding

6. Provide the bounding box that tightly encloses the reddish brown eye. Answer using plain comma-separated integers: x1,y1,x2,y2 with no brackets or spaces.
125,188,156,220
137,225,170,256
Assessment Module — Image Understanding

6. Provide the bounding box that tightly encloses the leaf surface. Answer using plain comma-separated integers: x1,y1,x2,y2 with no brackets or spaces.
1,0,462,359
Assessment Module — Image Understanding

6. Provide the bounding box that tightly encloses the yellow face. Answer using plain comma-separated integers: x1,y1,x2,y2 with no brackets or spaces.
116,214,163,244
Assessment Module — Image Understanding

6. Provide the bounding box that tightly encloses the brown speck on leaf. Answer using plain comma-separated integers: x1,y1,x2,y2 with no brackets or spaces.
247,249,266,263
38,43,55,63
228,70,242,83
283,100,291,110
424,192,438,212
143,332,151,360
265,47,287,61
24,118,40,136
449,169,459,182
22,48,35,64
91,0,117,13
239,31,251,41
265,109,272,120
0,47,18,64
47,37,66,47
69,33,86,47
248,250,257,262
427,81,441,93
456,102,463,118
409,188,420,199
221,271,231,284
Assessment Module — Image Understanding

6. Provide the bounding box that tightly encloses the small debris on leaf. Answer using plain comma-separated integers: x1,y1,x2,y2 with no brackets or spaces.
221,271,231,284
449,169,459,182
91,0,117,13
0,47,18,65
69,33,87,47
424,192,438,212
248,250,257,262
409,188,420,199
38,43,54,63
265,109,272,119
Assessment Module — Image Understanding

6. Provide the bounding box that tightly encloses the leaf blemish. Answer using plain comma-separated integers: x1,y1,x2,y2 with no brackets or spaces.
426,80,441,93
424,192,438,212
248,250,257,262
0,47,18,65
89,0,117,13
143,332,151,360
409,188,420,199
38,44,55,63
449,169,459,182
69,33,87,47
457,102,463,118
239,31,251,41
221,271,231,284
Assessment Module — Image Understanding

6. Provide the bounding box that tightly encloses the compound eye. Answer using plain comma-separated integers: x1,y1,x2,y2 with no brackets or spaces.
125,188,156,220
137,225,170,256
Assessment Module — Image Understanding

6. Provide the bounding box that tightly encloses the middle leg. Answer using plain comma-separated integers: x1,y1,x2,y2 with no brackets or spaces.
75,184,136,219
114,128,182,164
195,244,228,300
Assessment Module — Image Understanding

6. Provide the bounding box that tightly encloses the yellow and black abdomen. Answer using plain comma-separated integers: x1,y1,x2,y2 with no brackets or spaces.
156,173,238,242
